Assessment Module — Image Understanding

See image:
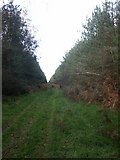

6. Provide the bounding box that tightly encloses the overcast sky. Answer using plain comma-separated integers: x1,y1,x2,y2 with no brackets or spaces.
2,0,103,81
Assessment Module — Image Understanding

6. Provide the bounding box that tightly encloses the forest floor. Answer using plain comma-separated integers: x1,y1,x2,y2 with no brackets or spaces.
2,88,119,158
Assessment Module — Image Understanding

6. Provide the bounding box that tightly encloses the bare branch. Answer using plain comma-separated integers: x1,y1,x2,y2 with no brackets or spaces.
76,72,100,76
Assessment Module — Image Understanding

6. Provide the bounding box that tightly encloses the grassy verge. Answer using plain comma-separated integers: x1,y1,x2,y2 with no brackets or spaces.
2,89,118,158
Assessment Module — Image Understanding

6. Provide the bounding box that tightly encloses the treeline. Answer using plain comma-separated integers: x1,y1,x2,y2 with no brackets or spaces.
50,0,119,108
2,2,47,95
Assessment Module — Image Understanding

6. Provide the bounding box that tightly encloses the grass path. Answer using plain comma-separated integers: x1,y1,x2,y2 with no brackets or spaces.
2,89,118,158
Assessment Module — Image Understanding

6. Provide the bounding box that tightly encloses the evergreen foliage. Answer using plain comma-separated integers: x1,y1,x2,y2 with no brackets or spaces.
2,2,47,95
50,0,119,108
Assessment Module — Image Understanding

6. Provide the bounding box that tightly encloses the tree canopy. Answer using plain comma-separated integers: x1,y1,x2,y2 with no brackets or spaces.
2,1,47,95
50,0,119,108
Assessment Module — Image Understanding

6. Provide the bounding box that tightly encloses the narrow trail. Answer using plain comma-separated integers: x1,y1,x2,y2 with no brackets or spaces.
2,89,118,158
42,90,57,157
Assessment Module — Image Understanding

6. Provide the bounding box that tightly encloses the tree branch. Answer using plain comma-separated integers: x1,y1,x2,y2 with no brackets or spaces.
76,72,100,76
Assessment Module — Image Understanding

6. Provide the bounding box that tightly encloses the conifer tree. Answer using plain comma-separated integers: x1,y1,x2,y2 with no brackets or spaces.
2,1,47,95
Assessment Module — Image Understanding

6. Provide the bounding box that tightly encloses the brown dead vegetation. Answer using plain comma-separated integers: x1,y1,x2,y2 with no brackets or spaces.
49,83,61,89
26,83,49,93
25,83,62,93
102,74,118,109
63,73,118,109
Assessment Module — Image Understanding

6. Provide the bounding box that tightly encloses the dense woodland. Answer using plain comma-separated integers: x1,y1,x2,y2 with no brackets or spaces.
2,1,119,158
50,0,119,109
1,1,119,109
2,2,47,95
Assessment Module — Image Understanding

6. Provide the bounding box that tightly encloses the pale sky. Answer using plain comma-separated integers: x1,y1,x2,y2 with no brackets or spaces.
2,0,103,81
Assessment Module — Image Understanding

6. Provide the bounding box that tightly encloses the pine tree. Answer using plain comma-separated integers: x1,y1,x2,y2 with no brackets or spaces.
2,1,47,95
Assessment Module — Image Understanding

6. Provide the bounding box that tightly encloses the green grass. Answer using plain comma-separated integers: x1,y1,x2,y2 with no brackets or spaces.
2,88,118,158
